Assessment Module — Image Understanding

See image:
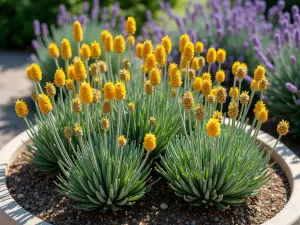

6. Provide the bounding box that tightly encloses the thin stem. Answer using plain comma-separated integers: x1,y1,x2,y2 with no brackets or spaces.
152,86,156,116
237,79,242,104
186,60,189,90
60,87,65,113
50,96,57,109
77,42,80,57
37,82,44,94
136,151,150,175
273,135,282,150
126,113,131,138
86,104,97,168
109,52,113,81
85,60,89,83
54,58,59,69
208,64,211,73
104,131,107,151
117,54,121,79
115,101,122,161
209,138,215,178
65,60,69,78
128,40,132,79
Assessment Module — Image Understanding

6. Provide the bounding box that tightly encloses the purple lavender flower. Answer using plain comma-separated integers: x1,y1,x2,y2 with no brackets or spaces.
292,5,299,15
41,23,49,38
252,35,261,49
189,31,197,43
73,15,78,22
274,33,281,46
31,39,39,50
59,4,66,15
101,7,108,21
217,29,223,41
159,2,165,11
30,54,37,62
146,10,153,21
283,29,290,43
290,56,297,64
285,82,298,93
83,2,89,12
266,62,276,72
277,0,285,11
91,8,99,21
79,14,88,26
295,29,300,48
244,75,253,84
33,20,41,36
262,95,268,103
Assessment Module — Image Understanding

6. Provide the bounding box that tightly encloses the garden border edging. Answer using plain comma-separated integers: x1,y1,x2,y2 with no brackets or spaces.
0,127,299,225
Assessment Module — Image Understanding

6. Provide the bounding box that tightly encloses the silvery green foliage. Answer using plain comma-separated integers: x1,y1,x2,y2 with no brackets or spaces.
156,121,272,210
57,134,152,211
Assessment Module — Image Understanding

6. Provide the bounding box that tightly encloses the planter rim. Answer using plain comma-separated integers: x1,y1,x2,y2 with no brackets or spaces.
0,126,299,225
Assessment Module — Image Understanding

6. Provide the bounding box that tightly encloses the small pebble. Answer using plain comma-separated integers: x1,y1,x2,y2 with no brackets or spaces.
160,203,168,210
177,219,182,224
17,193,25,199
214,217,219,222
191,221,196,225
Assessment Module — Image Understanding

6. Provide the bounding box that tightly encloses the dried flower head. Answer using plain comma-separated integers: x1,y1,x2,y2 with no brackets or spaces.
258,78,268,91
72,96,82,113
119,69,130,81
206,48,216,64
195,105,205,120
73,57,87,82
216,48,226,64
195,41,204,53
37,94,53,115
216,86,227,104
92,88,101,103
179,34,190,52
254,65,266,82
149,69,161,86
45,82,56,97
91,40,101,59
161,35,172,54
80,82,93,104
199,56,205,68
103,81,115,100
193,77,202,92
114,35,126,54
171,88,177,98
101,117,110,130
183,91,194,111
15,100,29,118
240,91,250,104
201,79,212,96
206,118,221,137
48,43,59,59
66,79,75,91
228,102,239,119
64,126,73,139
118,135,127,147
145,80,153,95
54,68,66,87
207,93,216,104
99,61,107,73
236,66,247,80
73,20,83,43
61,39,72,60
126,16,136,35
143,133,156,151
102,100,111,114
31,91,38,102
277,120,289,136
90,63,98,77
155,44,166,66
114,81,126,100
30,63,42,82
188,69,196,80
212,111,223,123
123,58,131,70
149,117,156,126
74,122,83,137
128,102,135,112
183,42,194,61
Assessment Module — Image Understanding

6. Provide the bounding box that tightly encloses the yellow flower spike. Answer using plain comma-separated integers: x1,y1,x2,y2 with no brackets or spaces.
212,111,223,123
202,72,212,81
232,61,241,75
149,68,161,86
183,41,195,61
126,16,136,35
169,70,182,88
91,40,101,59
61,39,72,60
80,44,91,60
102,100,111,114
113,35,126,54
215,69,226,83
74,122,83,137
101,117,110,130
192,77,203,92
123,59,131,70
180,57,190,69
72,96,82,113
179,34,190,52
228,102,239,119
206,48,217,64
142,40,153,58
206,118,221,137
191,57,200,71
216,48,226,64
216,86,227,104
94,76,100,85
118,135,127,147
68,64,75,79
103,81,115,100
168,63,178,76
161,35,172,54
92,88,101,103
127,35,135,46
254,65,266,81
26,65,32,80
66,79,75,91
99,61,107,73
229,87,239,100
199,56,205,68
101,30,109,44
48,43,59,59
30,63,42,82
201,79,212,96
128,102,135,112
211,88,217,96
240,91,250,105
114,81,126,100
80,81,93,104
90,63,98,77
64,126,73,139
45,82,56,97
251,80,259,91
54,68,66,87
236,66,247,80
145,53,157,70
256,109,268,123
258,78,268,91
207,93,216,104
15,100,29,118
136,43,144,59
195,105,205,120
143,132,156,151
31,91,38,102
37,94,53,115
183,91,194,111
277,120,289,136
154,44,166,66
189,69,196,80
73,20,83,43
195,41,204,54
73,57,87,82
119,69,129,81
253,100,266,116
104,33,113,52
145,80,153,95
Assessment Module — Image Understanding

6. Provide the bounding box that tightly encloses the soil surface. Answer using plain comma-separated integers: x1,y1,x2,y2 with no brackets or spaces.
7,152,290,225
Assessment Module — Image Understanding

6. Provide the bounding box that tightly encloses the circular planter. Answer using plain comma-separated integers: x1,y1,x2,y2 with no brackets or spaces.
0,128,300,225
